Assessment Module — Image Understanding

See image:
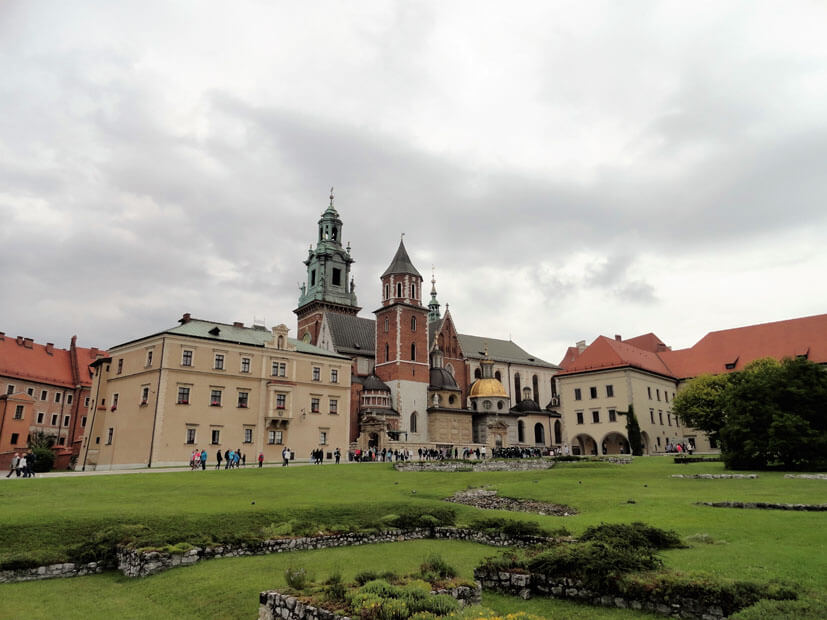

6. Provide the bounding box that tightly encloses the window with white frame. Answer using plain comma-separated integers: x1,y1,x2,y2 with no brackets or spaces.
319,430,328,445
237,391,249,408
146,350,153,367
311,397,320,413
63,415,70,426
312,366,320,381
211,429,220,444
141,386,149,405
330,369,338,383
244,428,253,443
55,392,61,403
37,412,44,424
329,399,338,414
241,357,251,373
67,393,73,404
6,384,14,395
177,386,191,404
276,394,286,409
268,430,282,444
106,428,114,444
182,350,193,366
210,390,222,406
214,353,224,370
13,405,23,419
41,390,48,401
186,428,196,444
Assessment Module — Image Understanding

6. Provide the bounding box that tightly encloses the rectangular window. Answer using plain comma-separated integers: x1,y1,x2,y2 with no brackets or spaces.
146,350,153,366
675,415,680,427
244,428,253,443
271,361,287,377
141,386,149,404
656,388,661,401
63,415,70,426
576,411,584,424
268,430,283,445
177,386,190,404
27,387,34,396
311,397,320,413
312,367,320,382
658,410,663,425
238,391,249,408
276,393,286,409
589,386,597,399
117,359,123,374
241,357,251,373
82,416,87,427
606,385,614,397
6,384,14,395
51,414,58,426
14,405,24,419
55,392,61,403
10,432,18,445
574,388,582,401
112,393,119,409
58,437,65,446
41,390,48,401
650,409,655,424
186,428,196,444
332,268,341,286
210,390,222,406
84,397,90,407
329,399,338,414
664,391,669,403
67,394,73,404
647,386,652,399
592,410,600,423
37,412,45,424
667,413,672,426
330,369,338,383
214,354,224,370
656,436,661,447
609,409,617,422
106,428,114,445
319,430,328,445
182,350,193,366
211,429,220,445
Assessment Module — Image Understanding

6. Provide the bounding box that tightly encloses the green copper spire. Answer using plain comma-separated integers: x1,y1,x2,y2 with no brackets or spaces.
428,267,441,321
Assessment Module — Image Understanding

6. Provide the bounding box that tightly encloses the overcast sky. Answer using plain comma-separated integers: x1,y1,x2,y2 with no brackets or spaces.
2,1,826,364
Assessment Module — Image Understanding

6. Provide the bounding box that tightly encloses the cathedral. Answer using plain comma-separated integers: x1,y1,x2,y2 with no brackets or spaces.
294,191,563,454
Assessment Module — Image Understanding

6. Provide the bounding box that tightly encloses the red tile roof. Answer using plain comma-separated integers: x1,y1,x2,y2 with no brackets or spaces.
558,314,827,380
0,335,102,388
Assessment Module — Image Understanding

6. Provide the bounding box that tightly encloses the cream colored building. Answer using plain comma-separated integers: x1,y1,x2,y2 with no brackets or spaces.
79,315,351,470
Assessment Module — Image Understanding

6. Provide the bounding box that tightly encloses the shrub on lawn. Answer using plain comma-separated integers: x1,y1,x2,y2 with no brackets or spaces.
392,506,456,529
468,517,549,538
284,566,311,590
419,554,457,580
355,570,380,585
579,521,684,550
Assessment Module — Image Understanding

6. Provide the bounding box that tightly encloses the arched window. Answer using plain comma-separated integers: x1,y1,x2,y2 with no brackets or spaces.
384,317,389,333
411,315,416,331
514,373,521,399
410,412,417,433
410,343,416,361
332,226,338,241
534,423,545,445
554,420,562,444
385,343,389,362
518,421,525,443
495,370,501,381
532,374,539,403
396,282,402,298
474,368,481,379
446,362,454,377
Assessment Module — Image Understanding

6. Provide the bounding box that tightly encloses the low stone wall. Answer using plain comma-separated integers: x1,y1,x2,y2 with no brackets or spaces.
672,474,758,479
259,583,482,620
474,567,726,620
117,527,554,578
784,473,827,480
395,459,555,472
0,561,102,584
697,501,827,511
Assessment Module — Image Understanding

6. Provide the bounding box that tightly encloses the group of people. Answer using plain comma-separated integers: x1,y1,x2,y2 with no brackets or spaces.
491,446,546,459
188,449,267,470
5,451,37,478
665,440,695,455
309,447,342,464
350,447,414,462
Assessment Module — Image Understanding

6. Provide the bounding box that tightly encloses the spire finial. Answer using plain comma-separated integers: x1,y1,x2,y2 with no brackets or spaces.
329,187,334,207
400,232,405,241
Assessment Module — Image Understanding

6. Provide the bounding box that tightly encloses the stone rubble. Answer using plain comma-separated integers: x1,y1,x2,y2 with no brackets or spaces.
445,488,577,516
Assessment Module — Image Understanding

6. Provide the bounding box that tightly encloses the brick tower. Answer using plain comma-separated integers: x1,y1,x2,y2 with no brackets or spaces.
374,237,430,441
294,189,360,344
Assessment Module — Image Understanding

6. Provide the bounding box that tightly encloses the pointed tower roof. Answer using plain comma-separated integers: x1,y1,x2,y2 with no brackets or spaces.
382,237,422,278
428,267,441,321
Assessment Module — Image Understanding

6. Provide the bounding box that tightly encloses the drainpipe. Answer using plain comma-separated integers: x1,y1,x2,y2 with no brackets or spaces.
147,337,166,468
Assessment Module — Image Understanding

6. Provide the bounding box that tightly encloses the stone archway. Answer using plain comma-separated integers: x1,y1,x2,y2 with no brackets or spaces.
573,433,598,456
640,431,651,455
601,431,630,455
553,420,562,444
534,423,545,445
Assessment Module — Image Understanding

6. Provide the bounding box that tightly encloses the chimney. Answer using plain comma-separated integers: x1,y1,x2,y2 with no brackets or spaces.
576,340,586,353
233,322,244,328
23,337,34,349
0,331,4,341
615,334,622,341
179,313,192,324
46,343,54,355
16,336,24,346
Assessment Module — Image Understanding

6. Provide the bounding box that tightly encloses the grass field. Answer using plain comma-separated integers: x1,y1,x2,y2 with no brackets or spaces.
0,457,825,618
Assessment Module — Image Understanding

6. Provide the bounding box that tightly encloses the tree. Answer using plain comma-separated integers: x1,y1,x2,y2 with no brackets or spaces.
618,405,643,456
675,358,827,470
27,431,57,472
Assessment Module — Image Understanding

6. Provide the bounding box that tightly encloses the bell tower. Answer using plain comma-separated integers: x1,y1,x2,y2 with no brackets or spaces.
295,188,361,344
374,236,430,435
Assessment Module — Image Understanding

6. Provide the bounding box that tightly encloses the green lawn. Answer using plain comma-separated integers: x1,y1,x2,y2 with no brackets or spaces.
0,457,824,618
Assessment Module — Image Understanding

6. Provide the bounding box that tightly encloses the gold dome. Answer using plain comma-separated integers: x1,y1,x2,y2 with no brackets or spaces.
469,378,508,398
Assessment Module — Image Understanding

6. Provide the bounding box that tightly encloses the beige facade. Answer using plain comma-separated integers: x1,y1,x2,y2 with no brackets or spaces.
79,318,351,470
557,368,714,455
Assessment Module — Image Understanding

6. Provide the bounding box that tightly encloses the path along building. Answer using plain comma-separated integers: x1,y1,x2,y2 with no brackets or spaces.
294,192,562,455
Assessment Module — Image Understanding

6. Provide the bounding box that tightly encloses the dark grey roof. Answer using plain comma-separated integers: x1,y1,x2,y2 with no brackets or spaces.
362,374,391,392
457,333,560,369
511,398,543,413
429,368,460,391
381,239,422,278
326,313,375,356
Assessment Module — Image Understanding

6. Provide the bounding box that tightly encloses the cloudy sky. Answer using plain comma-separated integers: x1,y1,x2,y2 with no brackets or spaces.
2,1,826,364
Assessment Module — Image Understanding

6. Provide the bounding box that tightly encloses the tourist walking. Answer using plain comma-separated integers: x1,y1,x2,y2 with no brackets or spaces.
18,454,27,478
6,453,19,478
216,450,222,470
258,452,264,468
334,447,340,464
200,449,207,470
282,446,289,466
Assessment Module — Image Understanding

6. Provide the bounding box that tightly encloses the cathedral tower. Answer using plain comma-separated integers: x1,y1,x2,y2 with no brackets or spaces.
295,189,360,344
374,237,430,440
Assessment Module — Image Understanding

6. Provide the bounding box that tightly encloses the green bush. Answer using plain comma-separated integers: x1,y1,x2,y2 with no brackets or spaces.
284,566,311,590
261,522,292,538
355,570,380,585
324,572,347,603
419,554,457,580
580,522,684,550
468,517,547,538
379,596,409,620
30,446,55,473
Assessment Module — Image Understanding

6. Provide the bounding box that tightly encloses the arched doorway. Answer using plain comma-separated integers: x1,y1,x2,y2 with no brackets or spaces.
534,423,545,445
517,421,525,443
573,433,598,456
554,420,562,444
368,433,379,449
640,431,650,455
601,432,630,455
